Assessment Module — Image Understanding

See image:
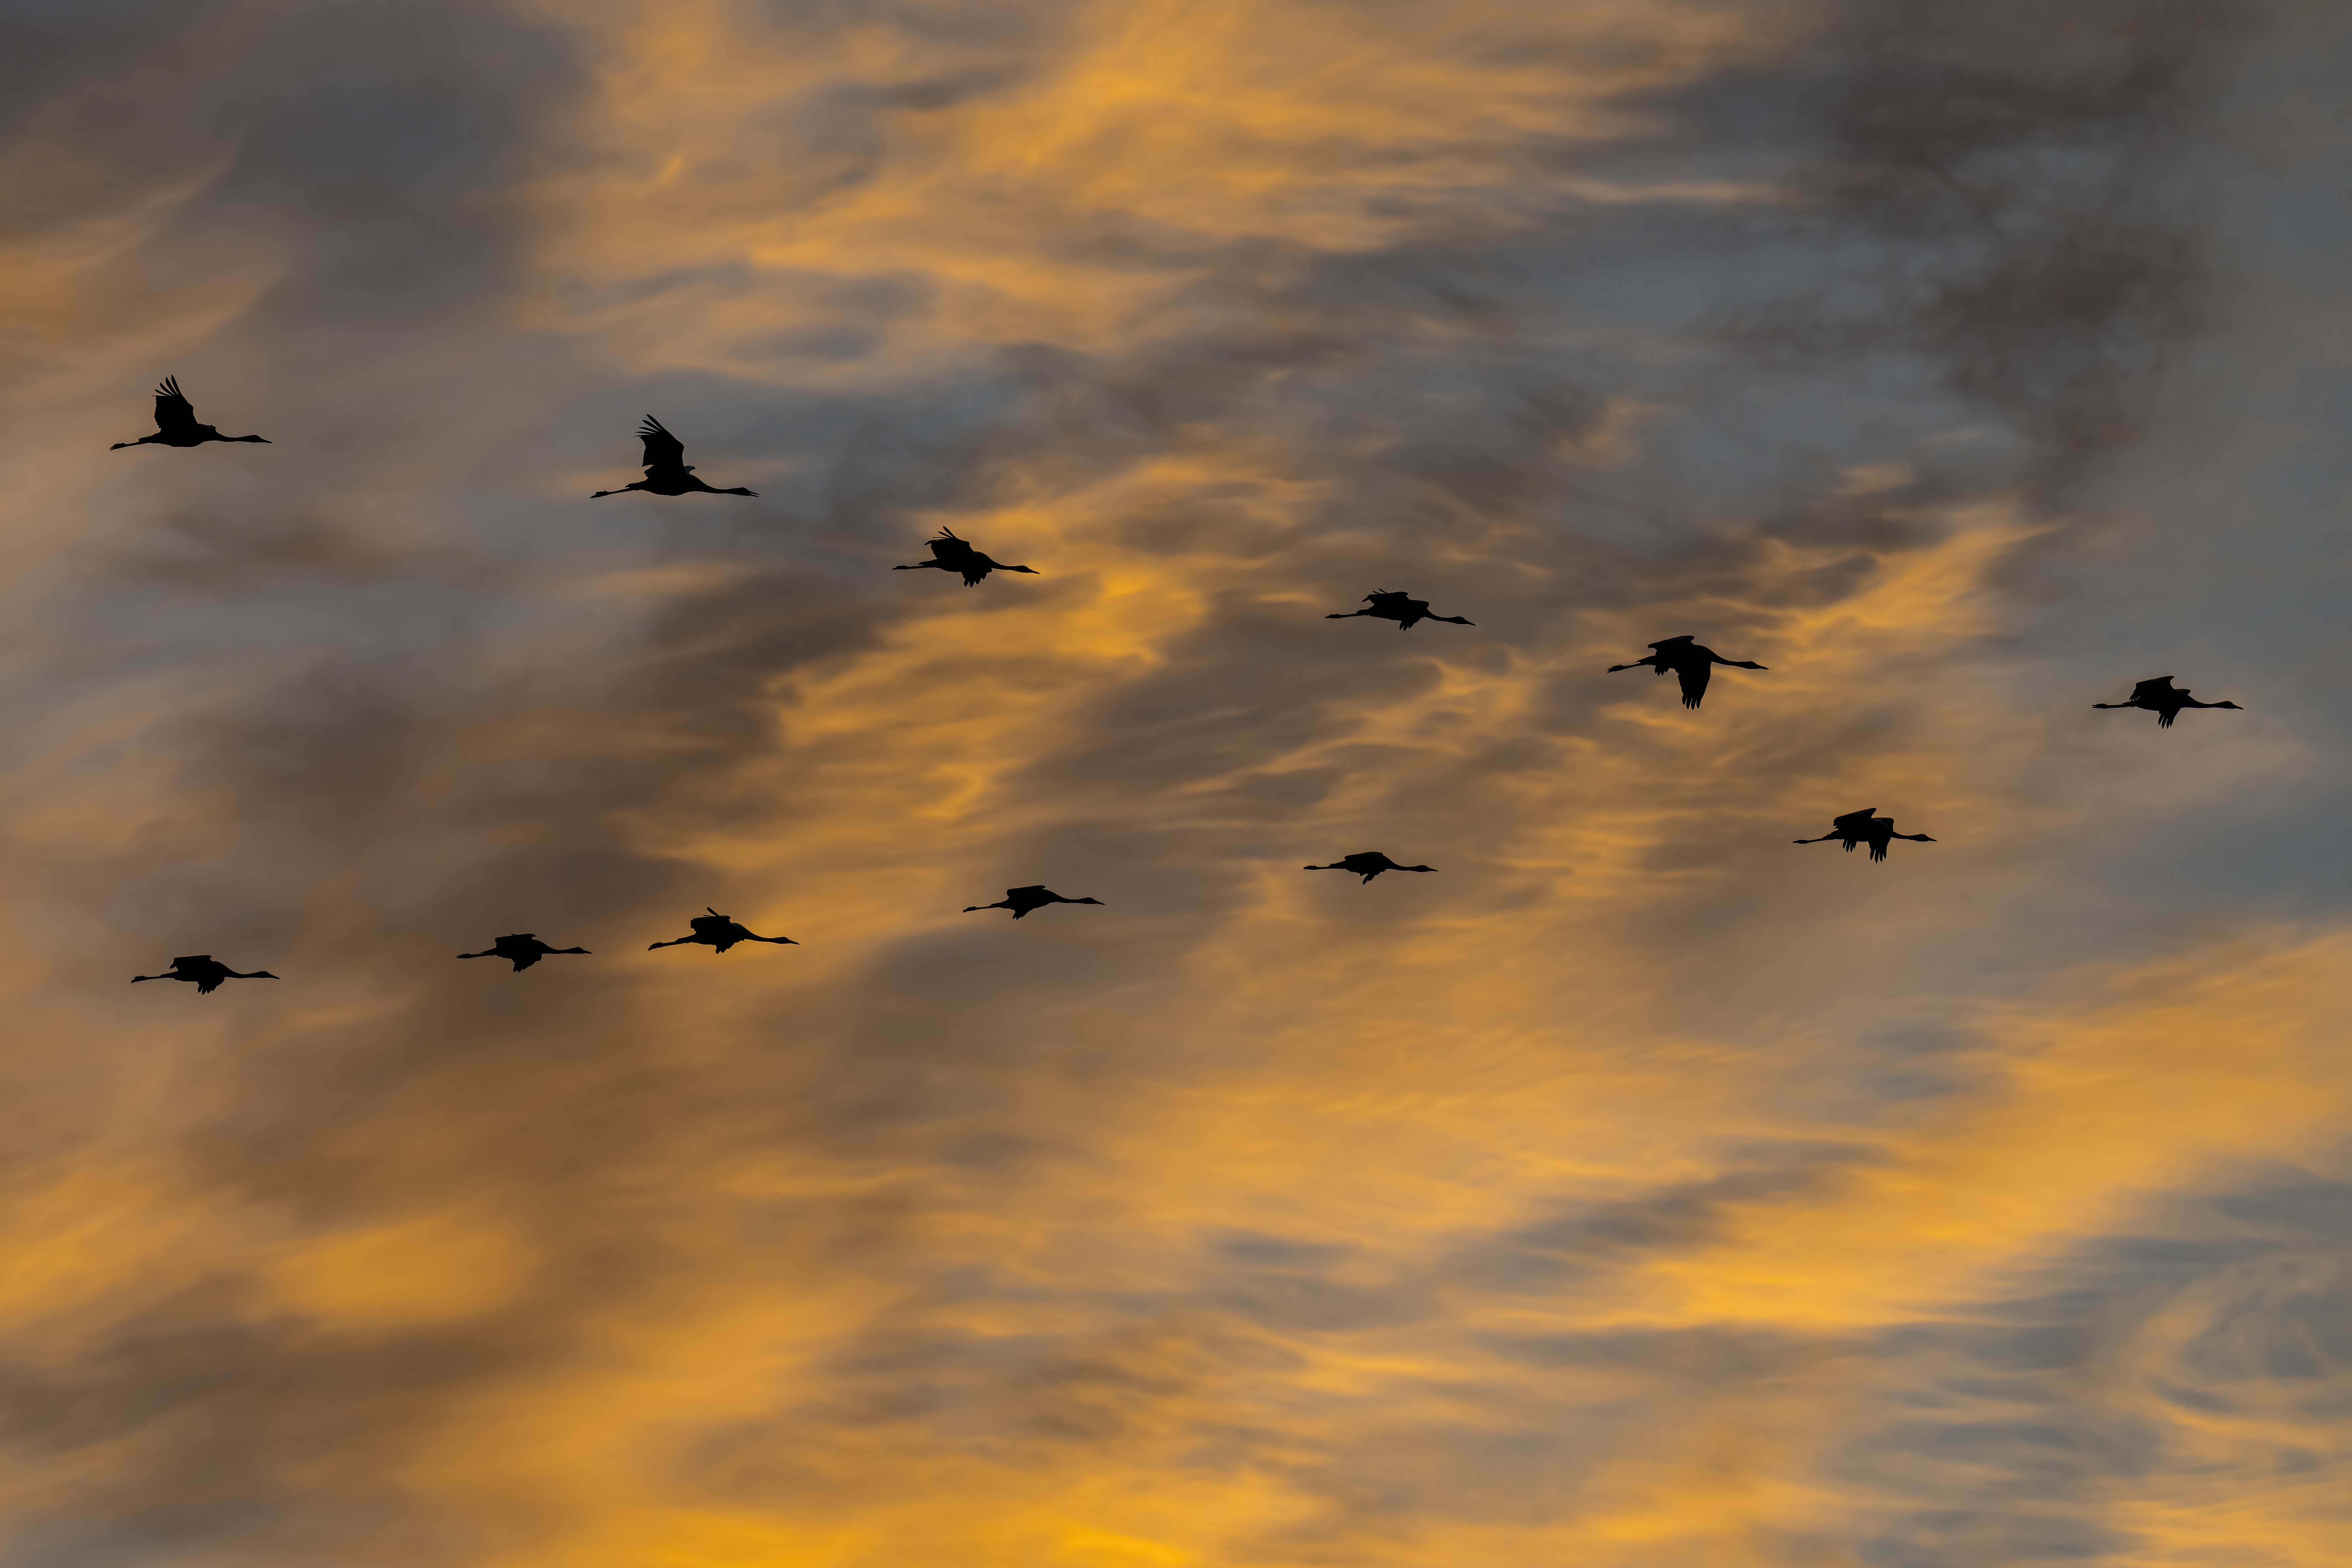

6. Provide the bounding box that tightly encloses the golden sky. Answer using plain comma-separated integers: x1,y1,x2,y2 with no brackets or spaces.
3,1,2350,1564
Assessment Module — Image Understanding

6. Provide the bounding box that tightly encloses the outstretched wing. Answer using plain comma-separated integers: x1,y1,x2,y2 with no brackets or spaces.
636,416,687,472
1365,591,1407,607
153,377,197,433
927,528,976,562
688,914,729,936
2129,676,2177,701
1830,808,1877,831
1675,661,1711,708
1007,884,1048,897
1648,635,1696,651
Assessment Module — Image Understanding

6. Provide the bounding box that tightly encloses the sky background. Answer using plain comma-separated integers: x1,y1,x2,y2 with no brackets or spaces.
2,1,2349,1564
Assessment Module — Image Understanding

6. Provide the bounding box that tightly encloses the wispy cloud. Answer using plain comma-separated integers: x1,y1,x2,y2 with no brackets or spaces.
0,0,2343,1563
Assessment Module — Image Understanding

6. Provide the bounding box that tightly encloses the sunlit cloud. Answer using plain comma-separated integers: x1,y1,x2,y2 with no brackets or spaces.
0,0,2344,1564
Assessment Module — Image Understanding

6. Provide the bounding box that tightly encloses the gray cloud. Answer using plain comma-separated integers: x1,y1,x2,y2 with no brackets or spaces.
0,0,2343,1563
1826,1164,2352,1564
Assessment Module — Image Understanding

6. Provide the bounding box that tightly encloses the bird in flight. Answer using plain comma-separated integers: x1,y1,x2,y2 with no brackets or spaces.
1606,636,1768,710
130,954,278,993
110,377,271,449
590,416,757,498
964,885,1102,918
1793,808,1936,863
1304,851,1437,883
1326,591,1473,631
895,527,1038,587
457,933,591,971
2093,676,2242,728
648,908,798,954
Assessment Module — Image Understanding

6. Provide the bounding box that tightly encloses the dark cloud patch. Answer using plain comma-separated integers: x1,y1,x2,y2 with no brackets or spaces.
0,1280,542,1568
0,0,2333,1561
1672,0,2246,492
1451,1143,1879,1296
1830,1164,2352,1563
1,0,585,396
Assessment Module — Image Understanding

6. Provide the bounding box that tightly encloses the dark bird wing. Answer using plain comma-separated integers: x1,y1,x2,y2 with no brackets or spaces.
2129,677,2178,702
637,416,687,471
153,377,197,433
1830,808,1878,831
1648,635,1696,651
1675,661,1711,708
925,532,993,583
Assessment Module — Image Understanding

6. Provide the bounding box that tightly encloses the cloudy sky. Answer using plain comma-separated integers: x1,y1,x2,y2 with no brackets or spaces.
3,1,2349,1563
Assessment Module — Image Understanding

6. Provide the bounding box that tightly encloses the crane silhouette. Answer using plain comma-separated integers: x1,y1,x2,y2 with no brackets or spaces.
648,908,798,953
590,416,757,498
1326,591,1473,631
130,954,278,993
964,885,1102,918
2093,676,2242,728
110,377,270,449
895,528,1037,587
1304,851,1437,883
457,933,591,971
1794,808,1936,863
1606,635,1768,709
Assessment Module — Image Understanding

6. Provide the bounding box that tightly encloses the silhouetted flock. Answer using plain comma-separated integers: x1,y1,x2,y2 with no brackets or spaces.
113,379,2244,992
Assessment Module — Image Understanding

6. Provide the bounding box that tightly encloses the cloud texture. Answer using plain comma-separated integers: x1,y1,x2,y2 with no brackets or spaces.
1,0,2348,1563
